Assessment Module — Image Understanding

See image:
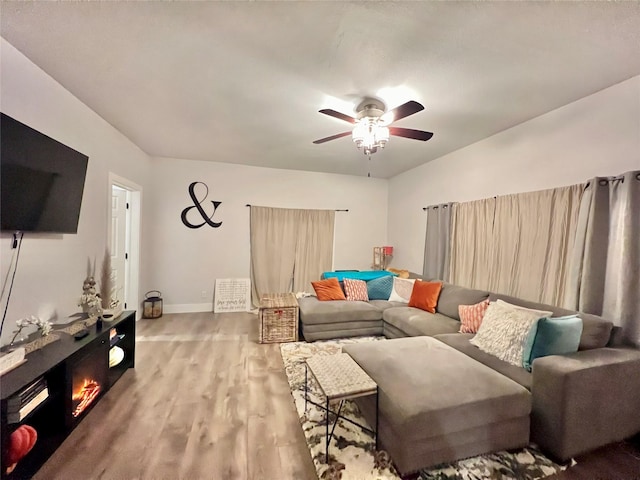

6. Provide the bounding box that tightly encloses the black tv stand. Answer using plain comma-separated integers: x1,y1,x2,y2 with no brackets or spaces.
0,311,135,479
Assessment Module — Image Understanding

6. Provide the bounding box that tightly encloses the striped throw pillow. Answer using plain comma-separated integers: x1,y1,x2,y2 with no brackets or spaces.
459,299,490,333
343,278,369,301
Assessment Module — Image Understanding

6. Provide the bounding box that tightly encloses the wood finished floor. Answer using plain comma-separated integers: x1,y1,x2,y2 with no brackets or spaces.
33,312,640,480
33,312,316,480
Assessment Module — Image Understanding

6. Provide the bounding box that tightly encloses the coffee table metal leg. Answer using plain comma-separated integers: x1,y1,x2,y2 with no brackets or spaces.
375,387,379,450
304,363,308,413
325,396,329,462
329,400,344,443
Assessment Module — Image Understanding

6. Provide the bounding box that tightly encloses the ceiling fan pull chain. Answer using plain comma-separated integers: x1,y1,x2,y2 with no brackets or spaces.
368,154,371,177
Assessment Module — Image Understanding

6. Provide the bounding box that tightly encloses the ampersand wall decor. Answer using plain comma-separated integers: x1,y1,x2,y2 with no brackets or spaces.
180,181,223,229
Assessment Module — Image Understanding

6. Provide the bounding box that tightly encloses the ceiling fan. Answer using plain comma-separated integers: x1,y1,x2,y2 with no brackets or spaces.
313,98,433,156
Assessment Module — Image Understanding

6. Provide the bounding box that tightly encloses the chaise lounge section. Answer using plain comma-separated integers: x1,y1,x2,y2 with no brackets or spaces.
343,336,532,475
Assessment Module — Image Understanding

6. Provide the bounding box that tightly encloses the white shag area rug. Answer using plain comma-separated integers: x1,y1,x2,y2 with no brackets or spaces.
280,336,569,480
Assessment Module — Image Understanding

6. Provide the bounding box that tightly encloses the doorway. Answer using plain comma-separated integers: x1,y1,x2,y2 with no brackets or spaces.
108,173,142,317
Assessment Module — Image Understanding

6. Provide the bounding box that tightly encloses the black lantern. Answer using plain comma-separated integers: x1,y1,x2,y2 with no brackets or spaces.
143,291,163,318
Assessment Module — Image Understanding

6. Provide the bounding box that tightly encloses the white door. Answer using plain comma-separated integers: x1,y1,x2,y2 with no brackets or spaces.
110,186,129,308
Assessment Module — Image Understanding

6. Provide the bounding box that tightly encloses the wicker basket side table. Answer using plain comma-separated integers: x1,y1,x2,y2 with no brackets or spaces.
259,293,299,343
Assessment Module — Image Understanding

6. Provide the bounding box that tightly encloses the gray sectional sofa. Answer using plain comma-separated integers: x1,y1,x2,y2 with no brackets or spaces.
298,281,640,475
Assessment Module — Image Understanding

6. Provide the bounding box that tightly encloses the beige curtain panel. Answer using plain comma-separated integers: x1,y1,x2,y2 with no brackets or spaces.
489,185,583,306
250,206,335,307
449,198,496,290
293,209,335,293
250,206,299,307
449,184,583,306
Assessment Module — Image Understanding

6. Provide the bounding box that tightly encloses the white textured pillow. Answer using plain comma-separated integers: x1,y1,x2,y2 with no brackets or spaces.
470,301,543,366
388,277,416,303
496,299,553,318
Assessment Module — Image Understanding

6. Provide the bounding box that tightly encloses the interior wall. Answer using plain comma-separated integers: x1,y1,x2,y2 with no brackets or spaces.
145,157,388,312
388,75,640,274
0,38,152,344
3,29,636,334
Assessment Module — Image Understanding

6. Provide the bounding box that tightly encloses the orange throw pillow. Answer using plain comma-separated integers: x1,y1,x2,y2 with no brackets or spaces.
408,280,443,313
312,277,346,301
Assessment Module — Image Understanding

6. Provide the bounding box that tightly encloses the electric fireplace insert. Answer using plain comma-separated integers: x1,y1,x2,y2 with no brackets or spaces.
65,340,108,429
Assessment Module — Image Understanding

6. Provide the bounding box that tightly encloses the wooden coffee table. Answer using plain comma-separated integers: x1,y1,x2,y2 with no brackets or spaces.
304,353,378,462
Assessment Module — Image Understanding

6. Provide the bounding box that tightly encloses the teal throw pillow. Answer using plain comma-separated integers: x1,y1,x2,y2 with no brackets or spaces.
522,315,583,371
367,275,394,300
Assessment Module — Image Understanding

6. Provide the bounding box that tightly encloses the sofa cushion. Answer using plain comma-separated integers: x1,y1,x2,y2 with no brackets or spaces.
367,275,394,300
383,306,460,337
388,277,416,303
522,315,583,371
436,283,490,320
343,278,369,302
298,296,382,325
435,333,533,390
311,277,346,301
301,319,383,341
302,319,382,333
459,299,490,333
368,299,407,310
488,293,613,350
382,322,410,339
571,314,612,350
470,301,544,367
408,280,442,313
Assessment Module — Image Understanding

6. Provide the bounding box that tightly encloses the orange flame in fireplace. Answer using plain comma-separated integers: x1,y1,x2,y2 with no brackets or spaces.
72,379,101,417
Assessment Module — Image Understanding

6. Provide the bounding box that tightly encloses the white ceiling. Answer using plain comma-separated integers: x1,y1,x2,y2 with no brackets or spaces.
1,1,639,178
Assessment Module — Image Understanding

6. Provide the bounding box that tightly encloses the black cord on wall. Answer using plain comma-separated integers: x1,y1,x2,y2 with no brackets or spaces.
0,232,24,339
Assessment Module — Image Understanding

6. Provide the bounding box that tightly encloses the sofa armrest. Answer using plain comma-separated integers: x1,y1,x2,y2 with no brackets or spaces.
531,347,640,461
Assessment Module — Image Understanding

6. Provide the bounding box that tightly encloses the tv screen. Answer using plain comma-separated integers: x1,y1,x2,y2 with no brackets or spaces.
1,113,89,233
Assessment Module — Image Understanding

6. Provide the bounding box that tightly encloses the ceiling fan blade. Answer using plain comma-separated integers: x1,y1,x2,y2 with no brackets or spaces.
313,131,352,144
319,109,357,124
387,101,424,123
389,127,433,141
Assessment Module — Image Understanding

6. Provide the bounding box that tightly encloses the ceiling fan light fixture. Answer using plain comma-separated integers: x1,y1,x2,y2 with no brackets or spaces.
376,126,389,145
352,118,389,154
314,99,432,156
352,120,367,147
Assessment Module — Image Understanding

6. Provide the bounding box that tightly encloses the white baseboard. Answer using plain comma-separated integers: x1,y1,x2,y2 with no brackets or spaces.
159,304,257,315
163,303,212,314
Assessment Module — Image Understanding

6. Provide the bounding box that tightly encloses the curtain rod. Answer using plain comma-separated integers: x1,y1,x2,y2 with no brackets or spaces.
422,171,637,210
245,204,348,212
423,197,499,210
422,204,450,211
590,172,639,187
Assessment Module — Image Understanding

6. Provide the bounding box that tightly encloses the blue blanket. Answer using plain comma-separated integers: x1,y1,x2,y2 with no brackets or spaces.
321,270,396,282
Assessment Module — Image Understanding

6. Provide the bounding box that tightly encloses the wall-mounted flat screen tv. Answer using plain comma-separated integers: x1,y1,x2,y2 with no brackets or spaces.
1,113,89,233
